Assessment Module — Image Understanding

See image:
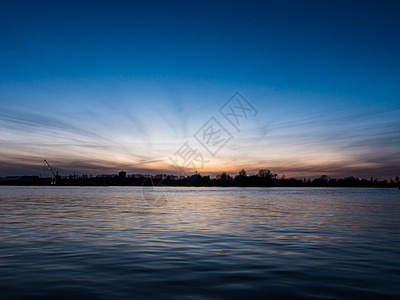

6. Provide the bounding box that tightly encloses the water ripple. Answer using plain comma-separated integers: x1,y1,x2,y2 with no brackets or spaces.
0,186,400,299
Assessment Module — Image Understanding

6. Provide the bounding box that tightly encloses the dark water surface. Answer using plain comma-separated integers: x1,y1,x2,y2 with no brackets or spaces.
0,186,399,299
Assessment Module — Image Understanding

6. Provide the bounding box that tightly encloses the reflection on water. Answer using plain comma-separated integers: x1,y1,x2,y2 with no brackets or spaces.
0,186,399,299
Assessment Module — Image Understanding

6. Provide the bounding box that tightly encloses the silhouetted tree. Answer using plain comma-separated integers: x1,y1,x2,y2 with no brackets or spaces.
320,175,329,182
257,169,272,179
234,169,249,186
217,172,232,182
238,169,247,176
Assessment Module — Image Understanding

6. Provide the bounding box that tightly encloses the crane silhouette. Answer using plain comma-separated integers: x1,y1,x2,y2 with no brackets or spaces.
44,159,59,184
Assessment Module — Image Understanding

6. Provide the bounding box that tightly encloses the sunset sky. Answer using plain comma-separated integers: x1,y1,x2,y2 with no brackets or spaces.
1,0,399,178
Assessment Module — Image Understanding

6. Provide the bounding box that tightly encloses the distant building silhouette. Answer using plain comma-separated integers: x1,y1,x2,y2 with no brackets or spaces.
1,168,398,188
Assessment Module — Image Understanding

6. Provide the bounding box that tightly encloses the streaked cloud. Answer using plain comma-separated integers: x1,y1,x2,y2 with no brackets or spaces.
0,1,399,178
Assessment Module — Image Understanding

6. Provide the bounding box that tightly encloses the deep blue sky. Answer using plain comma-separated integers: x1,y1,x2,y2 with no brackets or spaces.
0,0,399,178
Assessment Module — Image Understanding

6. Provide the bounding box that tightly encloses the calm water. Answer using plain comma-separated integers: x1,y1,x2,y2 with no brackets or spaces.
0,186,399,299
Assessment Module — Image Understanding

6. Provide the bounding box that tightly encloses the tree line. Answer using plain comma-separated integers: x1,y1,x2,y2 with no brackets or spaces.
1,169,399,187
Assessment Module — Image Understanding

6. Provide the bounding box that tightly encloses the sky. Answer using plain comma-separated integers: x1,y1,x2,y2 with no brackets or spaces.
0,0,399,179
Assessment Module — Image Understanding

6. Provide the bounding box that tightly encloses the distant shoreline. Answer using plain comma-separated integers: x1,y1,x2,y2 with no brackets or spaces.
0,185,398,189
1,174,398,188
